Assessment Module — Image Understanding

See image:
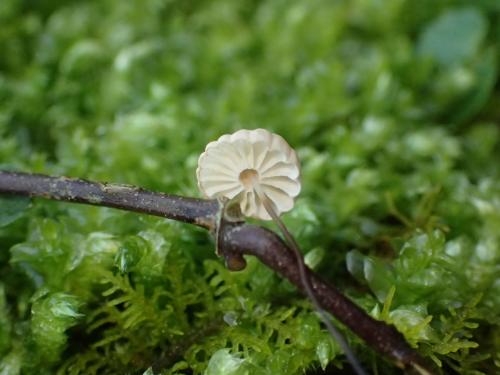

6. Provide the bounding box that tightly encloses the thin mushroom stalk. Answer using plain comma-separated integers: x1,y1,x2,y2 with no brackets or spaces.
252,180,367,375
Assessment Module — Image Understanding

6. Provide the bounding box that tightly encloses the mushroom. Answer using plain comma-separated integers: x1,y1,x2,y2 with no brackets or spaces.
196,128,301,220
197,128,367,375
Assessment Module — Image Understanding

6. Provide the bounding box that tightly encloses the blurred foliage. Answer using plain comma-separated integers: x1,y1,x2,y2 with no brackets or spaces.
1,0,500,374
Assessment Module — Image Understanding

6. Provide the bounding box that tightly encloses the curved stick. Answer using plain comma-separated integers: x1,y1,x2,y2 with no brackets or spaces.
0,171,220,230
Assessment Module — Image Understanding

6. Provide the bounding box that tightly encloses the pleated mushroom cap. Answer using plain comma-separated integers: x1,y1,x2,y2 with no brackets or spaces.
196,129,301,220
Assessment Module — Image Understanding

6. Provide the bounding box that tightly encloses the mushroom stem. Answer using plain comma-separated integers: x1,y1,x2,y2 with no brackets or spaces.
252,183,367,375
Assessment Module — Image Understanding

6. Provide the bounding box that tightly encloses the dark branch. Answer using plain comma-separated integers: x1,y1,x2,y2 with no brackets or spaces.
0,171,220,230
0,171,435,374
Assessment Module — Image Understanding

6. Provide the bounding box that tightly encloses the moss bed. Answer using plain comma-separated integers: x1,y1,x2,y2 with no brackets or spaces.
1,1,499,374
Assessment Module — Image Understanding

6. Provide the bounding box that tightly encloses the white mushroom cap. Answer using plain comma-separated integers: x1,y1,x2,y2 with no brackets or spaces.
196,128,301,220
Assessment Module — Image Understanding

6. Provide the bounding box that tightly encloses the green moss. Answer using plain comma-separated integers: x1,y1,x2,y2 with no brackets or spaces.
1,0,500,374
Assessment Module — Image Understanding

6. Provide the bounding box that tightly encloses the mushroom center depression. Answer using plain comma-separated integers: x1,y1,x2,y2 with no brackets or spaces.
239,168,260,191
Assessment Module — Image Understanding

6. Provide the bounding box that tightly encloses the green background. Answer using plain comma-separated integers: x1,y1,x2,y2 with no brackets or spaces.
1,0,499,374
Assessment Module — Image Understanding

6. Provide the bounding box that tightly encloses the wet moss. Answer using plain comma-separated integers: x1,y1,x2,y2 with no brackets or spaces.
0,0,499,374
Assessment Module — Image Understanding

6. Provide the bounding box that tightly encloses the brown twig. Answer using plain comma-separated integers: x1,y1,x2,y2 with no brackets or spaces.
0,171,435,374
0,171,220,230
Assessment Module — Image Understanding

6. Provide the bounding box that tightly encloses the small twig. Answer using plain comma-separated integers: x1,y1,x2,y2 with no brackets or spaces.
0,171,220,230
0,171,435,374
